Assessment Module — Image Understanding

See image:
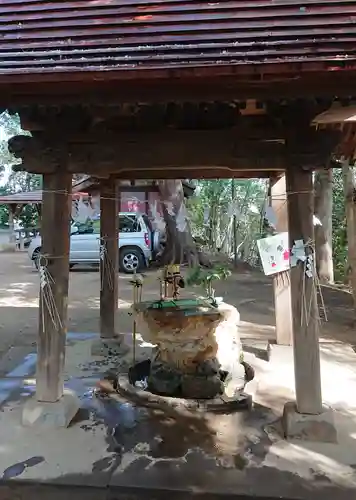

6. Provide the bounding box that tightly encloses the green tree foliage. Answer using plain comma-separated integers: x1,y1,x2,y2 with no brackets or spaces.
186,179,266,264
0,111,40,228
6,170,42,193
186,176,350,281
0,186,9,227
0,111,24,179
332,169,348,281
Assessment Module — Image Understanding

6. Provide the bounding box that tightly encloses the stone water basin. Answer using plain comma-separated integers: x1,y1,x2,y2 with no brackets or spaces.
132,298,245,400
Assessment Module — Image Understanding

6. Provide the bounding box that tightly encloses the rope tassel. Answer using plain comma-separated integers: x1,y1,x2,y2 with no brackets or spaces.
38,257,63,332
298,240,327,327
99,238,115,291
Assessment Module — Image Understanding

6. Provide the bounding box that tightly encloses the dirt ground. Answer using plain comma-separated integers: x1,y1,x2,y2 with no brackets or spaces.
0,252,355,362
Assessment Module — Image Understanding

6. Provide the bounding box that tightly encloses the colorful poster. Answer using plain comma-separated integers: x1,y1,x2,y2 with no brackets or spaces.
257,232,290,276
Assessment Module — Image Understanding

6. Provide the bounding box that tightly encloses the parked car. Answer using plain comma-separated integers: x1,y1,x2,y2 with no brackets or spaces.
28,212,160,273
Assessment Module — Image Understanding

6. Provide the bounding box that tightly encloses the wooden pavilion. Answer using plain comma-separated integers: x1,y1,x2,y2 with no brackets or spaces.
72,176,196,218
0,190,42,248
0,189,89,248
0,0,356,425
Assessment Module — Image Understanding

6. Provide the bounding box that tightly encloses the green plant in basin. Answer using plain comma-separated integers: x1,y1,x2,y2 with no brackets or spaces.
186,265,231,307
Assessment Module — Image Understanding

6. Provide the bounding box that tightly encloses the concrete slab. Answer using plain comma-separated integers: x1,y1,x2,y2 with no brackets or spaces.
282,402,337,442
91,337,129,357
0,483,108,500
22,389,81,428
64,333,152,382
242,339,271,362
0,347,37,377
268,343,356,409
0,336,355,499
0,399,112,488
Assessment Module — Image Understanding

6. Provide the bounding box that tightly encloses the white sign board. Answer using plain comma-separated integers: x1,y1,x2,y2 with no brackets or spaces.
257,232,290,276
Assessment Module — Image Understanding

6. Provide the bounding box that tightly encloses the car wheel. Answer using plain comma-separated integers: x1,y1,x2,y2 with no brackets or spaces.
151,230,161,259
32,248,41,270
119,248,144,274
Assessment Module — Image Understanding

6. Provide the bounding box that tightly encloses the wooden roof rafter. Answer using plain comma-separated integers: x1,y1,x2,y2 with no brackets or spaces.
0,0,355,74
0,0,356,104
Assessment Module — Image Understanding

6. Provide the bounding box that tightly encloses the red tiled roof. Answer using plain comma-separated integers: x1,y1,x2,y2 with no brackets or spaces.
0,190,43,204
0,0,355,77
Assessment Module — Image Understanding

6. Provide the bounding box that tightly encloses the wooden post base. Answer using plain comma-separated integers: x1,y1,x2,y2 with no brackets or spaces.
282,402,337,442
22,389,80,428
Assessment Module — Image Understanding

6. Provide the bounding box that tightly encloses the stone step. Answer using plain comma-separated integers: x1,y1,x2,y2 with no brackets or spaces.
242,339,271,362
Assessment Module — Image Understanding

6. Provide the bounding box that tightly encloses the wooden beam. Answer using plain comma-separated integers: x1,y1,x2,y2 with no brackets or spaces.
113,169,273,180
115,184,159,193
0,71,355,107
286,166,323,415
9,130,286,175
100,176,119,339
9,126,340,177
271,175,292,346
36,171,72,402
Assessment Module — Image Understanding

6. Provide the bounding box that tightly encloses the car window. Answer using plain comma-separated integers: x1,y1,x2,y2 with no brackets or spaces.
73,222,94,234
77,216,141,235
119,215,141,233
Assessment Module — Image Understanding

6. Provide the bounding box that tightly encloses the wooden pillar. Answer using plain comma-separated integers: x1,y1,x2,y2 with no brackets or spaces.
286,166,323,415
271,175,292,345
36,171,72,402
8,203,17,247
100,177,119,339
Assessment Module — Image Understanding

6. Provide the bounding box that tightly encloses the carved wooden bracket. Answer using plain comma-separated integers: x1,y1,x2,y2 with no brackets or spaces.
285,127,342,170
8,125,341,178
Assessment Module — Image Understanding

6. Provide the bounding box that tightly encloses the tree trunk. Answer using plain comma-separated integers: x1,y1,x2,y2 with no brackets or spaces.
208,203,218,251
314,170,334,283
342,164,356,307
220,214,232,254
157,180,210,267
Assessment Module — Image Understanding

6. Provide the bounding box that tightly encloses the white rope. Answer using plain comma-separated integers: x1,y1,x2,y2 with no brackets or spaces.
297,240,328,327
38,257,63,332
99,238,114,291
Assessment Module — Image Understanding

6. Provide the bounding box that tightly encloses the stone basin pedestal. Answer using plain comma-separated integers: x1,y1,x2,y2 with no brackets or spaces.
132,299,247,400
